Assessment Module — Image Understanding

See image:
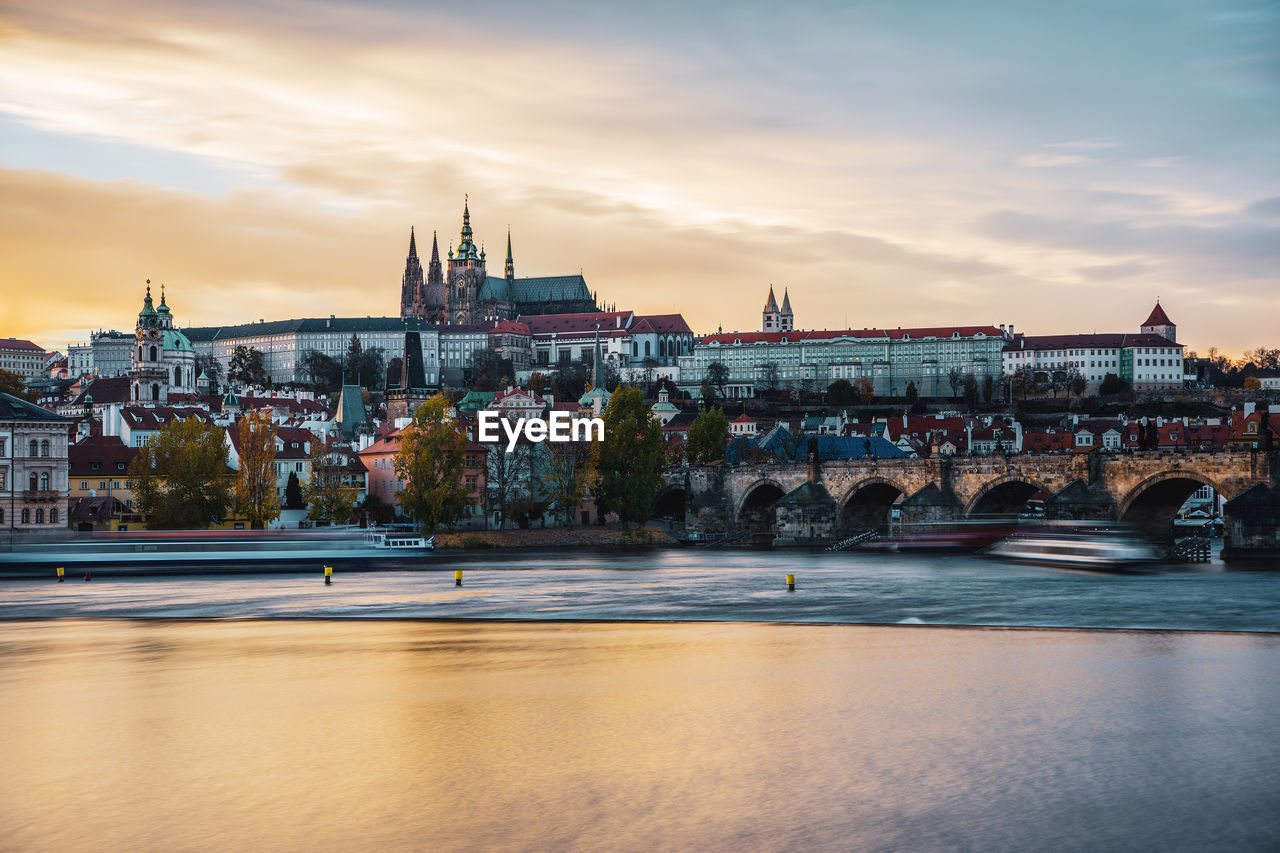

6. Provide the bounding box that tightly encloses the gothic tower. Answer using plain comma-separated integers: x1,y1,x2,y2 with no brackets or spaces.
399,228,425,320
779,288,794,331
424,230,446,323
446,197,488,324
762,285,780,332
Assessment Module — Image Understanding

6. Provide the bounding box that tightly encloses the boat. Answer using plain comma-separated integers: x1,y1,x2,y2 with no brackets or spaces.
0,527,438,578
984,524,1162,571
858,519,1021,553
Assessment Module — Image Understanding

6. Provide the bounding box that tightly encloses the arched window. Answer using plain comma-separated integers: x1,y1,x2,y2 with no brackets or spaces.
138,346,143,361
41,439,49,457
28,439,38,457
40,472,49,490
152,383,160,401
21,509,29,525
645,341,651,357
35,508,44,524
150,345,157,361
50,508,58,524
659,339,666,358
29,472,38,490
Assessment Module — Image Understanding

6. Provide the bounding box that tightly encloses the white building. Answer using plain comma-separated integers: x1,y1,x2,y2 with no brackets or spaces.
0,338,49,382
0,393,73,530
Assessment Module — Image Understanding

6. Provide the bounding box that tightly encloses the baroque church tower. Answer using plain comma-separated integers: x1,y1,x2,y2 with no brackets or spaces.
447,197,488,324
131,282,196,403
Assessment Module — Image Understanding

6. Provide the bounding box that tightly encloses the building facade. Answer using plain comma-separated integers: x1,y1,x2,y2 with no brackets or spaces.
0,338,49,382
1003,302,1184,391
0,393,72,530
761,286,794,332
679,325,1008,399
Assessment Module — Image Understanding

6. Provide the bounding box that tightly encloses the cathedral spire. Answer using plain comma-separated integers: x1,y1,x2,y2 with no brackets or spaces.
504,228,514,280
408,226,418,259
426,230,443,283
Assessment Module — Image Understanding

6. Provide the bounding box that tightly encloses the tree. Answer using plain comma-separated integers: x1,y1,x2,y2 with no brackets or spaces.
905,381,919,406
394,393,469,532
1067,369,1087,400
547,438,593,525
485,439,533,530
699,380,719,409
343,334,363,384
706,362,729,398
300,349,343,394
756,363,780,396
228,346,266,387
1100,373,1129,396
826,379,855,406
981,375,994,405
1245,346,1280,370
962,374,979,412
304,439,359,524
284,472,304,510
1244,376,1262,390
234,409,281,529
948,368,964,400
128,418,232,529
0,368,36,402
686,407,729,465
591,386,664,528
470,350,514,392
523,372,549,394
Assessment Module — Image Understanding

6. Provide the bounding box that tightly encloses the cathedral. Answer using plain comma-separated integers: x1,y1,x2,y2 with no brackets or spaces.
131,282,197,403
399,199,598,324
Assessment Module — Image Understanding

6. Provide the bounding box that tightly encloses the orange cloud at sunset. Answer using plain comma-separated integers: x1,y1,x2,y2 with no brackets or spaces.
1,0,1275,355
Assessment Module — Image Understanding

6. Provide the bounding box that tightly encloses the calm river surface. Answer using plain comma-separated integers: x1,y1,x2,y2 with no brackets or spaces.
3,551,1279,851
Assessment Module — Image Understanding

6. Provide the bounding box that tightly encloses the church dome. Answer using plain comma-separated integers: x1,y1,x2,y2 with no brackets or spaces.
162,329,194,352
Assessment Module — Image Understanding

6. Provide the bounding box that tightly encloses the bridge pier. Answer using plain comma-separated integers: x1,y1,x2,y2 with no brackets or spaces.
1045,479,1118,522
1222,483,1280,562
773,482,838,545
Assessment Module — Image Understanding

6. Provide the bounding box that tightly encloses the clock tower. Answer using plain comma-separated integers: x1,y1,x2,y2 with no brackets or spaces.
446,197,488,324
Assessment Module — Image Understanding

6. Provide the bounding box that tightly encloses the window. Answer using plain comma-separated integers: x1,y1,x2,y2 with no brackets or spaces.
41,473,50,490
90,462,100,471
35,508,44,524
29,473,37,490
81,481,88,490
50,508,58,524
117,462,126,471
22,509,30,524
28,439,37,457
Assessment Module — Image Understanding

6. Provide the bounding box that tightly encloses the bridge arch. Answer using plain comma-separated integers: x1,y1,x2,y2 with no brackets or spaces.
965,474,1051,517
651,484,687,525
736,479,788,533
1118,470,1227,539
839,477,909,534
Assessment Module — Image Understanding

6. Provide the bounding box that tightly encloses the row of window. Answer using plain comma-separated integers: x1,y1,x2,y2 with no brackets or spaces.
5,507,59,525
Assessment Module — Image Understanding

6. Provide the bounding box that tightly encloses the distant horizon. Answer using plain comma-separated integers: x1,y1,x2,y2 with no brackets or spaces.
2,1,1276,358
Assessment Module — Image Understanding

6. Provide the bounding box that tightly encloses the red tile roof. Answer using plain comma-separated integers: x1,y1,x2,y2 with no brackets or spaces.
0,338,45,352
69,435,139,475
520,311,633,335
1142,302,1173,327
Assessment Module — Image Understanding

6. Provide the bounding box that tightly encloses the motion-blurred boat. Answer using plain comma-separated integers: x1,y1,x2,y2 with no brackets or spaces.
985,524,1161,571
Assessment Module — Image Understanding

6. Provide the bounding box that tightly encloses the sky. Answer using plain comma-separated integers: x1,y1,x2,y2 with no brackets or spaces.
1,0,1277,356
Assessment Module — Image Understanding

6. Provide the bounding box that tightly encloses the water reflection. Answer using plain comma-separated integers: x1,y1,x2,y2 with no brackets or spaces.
1,620,1278,851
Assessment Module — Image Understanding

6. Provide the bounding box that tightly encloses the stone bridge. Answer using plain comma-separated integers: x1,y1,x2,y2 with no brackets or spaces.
653,449,1277,546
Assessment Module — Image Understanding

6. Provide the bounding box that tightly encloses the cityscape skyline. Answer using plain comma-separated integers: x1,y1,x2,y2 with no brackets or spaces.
2,0,1277,355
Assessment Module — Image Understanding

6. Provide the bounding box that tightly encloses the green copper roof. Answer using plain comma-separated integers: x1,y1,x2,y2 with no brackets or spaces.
650,400,679,412
578,386,611,407
456,390,496,413
162,329,194,352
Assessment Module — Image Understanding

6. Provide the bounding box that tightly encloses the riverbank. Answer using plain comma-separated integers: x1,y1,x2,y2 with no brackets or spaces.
437,526,677,550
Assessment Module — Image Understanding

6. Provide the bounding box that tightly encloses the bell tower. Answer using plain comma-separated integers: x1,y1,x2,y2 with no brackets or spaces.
131,280,168,403
446,196,488,324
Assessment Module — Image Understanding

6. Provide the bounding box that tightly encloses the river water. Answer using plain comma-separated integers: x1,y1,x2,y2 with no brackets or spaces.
3,551,1279,851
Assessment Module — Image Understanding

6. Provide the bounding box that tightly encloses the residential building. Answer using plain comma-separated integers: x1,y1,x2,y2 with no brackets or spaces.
68,436,141,530
1003,302,1184,391
0,338,49,382
67,330,133,379
0,392,73,530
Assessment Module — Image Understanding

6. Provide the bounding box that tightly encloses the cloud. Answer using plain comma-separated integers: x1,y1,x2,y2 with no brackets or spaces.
1015,153,1096,168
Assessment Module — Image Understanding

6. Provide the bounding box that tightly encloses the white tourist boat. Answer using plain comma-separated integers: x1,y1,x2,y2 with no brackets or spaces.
985,524,1162,572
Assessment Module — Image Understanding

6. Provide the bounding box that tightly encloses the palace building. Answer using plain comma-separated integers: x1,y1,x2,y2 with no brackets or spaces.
398,199,597,324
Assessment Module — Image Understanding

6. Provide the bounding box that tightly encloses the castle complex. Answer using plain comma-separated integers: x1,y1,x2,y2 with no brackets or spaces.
399,199,597,324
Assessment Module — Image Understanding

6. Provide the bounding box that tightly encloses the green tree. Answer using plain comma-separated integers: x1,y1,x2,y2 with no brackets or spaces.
547,438,592,524
394,393,469,532
228,346,266,386
234,409,281,529
686,407,729,465
905,381,919,405
128,418,232,529
0,368,36,402
304,439,358,524
591,386,664,528
826,379,855,406
284,472,304,509
300,349,343,394
706,361,729,398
